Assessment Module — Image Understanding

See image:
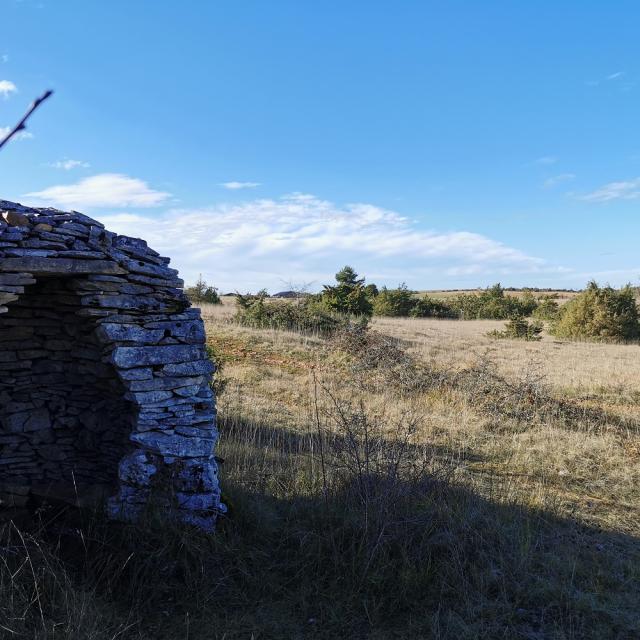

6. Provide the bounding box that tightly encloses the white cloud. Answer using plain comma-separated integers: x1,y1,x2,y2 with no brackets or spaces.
543,173,575,189
0,80,17,98
0,126,33,141
587,71,630,88
24,173,171,208
97,192,547,291
1,55,8,64
534,156,558,165
48,159,91,170
581,178,640,202
220,181,261,190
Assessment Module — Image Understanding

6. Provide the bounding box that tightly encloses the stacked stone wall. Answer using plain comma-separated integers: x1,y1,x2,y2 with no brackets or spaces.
0,200,222,530
0,278,133,492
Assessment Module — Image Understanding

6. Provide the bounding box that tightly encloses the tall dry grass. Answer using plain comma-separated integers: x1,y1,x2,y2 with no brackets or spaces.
205,311,639,636
1,304,639,638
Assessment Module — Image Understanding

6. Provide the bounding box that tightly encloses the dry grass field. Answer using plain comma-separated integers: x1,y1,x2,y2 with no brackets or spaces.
201,301,640,536
193,298,640,637
2,296,638,639
374,315,640,395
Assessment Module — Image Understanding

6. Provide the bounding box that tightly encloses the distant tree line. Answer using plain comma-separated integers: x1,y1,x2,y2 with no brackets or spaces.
189,267,640,342
315,271,544,320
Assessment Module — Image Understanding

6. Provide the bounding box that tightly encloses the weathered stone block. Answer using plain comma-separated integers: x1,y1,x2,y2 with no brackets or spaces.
1,210,31,227
96,323,164,344
0,257,127,275
110,345,205,368
130,430,216,457
24,408,51,432
118,450,157,487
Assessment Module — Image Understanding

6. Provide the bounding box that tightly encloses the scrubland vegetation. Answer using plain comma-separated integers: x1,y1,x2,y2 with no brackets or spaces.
2,281,640,639
226,267,640,344
552,281,639,342
185,274,222,305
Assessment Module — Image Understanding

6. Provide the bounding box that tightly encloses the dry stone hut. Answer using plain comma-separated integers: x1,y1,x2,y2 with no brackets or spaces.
0,200,222,530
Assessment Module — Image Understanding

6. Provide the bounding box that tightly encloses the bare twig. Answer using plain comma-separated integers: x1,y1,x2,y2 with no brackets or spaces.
312,370,329,506
0,89,53,150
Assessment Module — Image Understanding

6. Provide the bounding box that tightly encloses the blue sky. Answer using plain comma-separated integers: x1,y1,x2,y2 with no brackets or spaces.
1,0,639,292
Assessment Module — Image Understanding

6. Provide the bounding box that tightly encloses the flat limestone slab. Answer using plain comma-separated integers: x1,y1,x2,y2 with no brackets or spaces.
0,257,127,275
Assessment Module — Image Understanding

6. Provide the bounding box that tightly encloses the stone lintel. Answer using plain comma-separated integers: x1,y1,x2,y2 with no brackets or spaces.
0,257,127,275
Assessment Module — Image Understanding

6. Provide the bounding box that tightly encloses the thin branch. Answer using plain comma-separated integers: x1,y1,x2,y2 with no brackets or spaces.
0,89,53,151
312,370,329,506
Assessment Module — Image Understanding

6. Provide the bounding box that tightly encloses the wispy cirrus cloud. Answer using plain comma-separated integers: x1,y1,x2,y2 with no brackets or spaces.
0,80,17,98
97,192,551,291
586,71,629,87
1,55,8,64
580,178,640,202
220,181,261,190
24,173,171,208
543,173,575,189
48,158,91,170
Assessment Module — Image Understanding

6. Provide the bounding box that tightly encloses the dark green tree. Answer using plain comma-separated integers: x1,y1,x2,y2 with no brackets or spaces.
446,283,539,319
551,281,639,341
185,275,221,304
409,295,459,318
364,283,380,299
488,315,543,341
532,294,560,321
322,266,373,316
372,283,415,317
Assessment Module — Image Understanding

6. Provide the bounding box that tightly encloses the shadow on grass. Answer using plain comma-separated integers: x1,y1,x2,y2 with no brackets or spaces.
1,420,638,639
218,413,487,469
